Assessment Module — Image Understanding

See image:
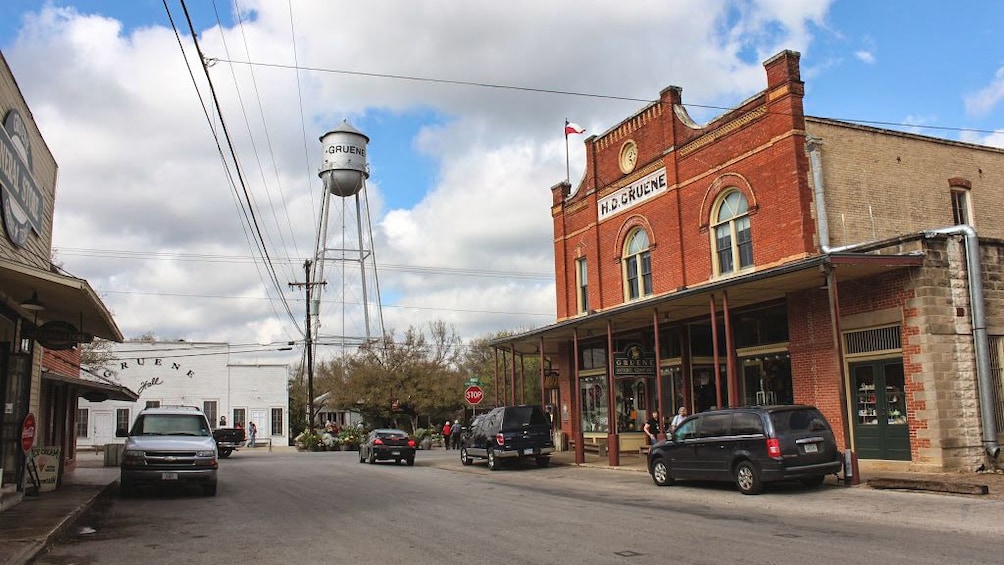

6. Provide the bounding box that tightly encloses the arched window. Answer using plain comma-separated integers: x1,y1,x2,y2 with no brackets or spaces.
712,190,753,275
623,229,652,300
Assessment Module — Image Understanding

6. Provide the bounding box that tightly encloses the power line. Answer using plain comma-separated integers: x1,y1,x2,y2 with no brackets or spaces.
208,56,1003,137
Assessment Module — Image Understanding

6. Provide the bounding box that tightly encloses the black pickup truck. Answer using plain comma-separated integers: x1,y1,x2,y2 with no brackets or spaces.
213,427,245,458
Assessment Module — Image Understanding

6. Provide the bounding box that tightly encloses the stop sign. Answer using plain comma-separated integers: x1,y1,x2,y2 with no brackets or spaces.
21,413,36,453
464,385,484,405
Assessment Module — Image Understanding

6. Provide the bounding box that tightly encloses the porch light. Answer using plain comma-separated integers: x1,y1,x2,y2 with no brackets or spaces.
20,291,45,311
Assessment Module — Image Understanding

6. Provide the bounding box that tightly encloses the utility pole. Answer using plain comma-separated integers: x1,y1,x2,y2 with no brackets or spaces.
290,260,326,434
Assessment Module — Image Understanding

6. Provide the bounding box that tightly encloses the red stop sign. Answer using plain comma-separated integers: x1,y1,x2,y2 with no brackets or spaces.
21,413,36,453
465,385,484,405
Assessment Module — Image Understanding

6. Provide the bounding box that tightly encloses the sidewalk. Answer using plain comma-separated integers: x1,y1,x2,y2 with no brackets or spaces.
1,447,1001,565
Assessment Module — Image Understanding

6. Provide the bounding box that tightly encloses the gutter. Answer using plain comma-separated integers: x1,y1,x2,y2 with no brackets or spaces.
924,225,1001,463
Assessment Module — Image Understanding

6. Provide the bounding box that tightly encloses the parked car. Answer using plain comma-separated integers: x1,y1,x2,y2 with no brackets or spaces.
117,405,219,497
213,426,245,458
358,428,416,466
647,405,843,494
461,404,554,470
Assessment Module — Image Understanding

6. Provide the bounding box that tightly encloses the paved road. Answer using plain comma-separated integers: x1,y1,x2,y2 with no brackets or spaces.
31,449,1004,565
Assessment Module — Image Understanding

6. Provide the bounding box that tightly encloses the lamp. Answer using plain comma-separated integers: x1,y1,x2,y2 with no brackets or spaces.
20,291,45,311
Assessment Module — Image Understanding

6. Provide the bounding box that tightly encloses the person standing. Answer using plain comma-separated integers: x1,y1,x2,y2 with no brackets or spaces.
442,420,452,450
246,420,257,448
644,410,660,445
670,406,688,431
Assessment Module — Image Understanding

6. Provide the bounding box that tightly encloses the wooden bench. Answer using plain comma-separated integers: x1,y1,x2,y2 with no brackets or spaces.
639,445,651,456
570,438,608,456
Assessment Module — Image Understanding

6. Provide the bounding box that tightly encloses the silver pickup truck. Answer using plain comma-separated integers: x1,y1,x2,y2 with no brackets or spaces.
116,405,219,497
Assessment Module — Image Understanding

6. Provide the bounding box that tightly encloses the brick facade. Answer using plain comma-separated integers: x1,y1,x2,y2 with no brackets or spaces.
500,50,1004,472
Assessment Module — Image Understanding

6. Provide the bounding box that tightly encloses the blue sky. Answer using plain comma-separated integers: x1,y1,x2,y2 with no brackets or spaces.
0,1,1001,359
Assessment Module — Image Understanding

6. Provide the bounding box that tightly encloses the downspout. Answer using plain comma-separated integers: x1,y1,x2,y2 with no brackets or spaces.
807,137,831,251
924,225,1001,462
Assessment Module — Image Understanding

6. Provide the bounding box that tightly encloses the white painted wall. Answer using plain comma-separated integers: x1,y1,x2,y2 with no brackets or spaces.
78,342,290,448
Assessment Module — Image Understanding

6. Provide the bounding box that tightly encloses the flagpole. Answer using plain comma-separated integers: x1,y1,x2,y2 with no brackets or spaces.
565,118,570,185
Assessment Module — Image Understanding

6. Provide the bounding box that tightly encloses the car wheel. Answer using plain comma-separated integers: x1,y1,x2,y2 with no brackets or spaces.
651,458,675,486
119,481,134,498
735,460,763,495
460,447,473,466
368,451,376,464
406,457,415,466
800,475,826,488
536,456,550,468
203,482,218,496
219,448,232,458
487,447,499,471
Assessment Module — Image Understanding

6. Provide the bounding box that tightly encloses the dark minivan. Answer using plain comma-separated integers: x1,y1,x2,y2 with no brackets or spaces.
648,405,843,494
461,405,554,470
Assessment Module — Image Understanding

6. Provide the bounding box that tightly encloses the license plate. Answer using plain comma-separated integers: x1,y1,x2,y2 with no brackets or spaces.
803,443,818,453
161,472,178,480
391,450,400,455
523,448,535,455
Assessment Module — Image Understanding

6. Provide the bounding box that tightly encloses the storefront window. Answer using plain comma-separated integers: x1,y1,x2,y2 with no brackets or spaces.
579,376,608,432
741,354,792,405
659,364,683,418
615,378,649,432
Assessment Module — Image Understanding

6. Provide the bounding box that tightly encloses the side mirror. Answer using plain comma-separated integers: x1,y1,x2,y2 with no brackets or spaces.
115,427,129,438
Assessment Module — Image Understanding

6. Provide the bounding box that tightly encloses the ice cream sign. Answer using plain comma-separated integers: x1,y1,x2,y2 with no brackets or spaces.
0,110,43,247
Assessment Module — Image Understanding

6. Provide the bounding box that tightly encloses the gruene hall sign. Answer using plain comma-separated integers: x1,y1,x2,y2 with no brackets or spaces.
613,344,656,378
0,110,44,247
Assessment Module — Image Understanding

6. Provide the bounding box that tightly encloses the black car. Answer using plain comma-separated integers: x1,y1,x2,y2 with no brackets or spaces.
358,428,416,466
461,405,554,470
648,405,843,494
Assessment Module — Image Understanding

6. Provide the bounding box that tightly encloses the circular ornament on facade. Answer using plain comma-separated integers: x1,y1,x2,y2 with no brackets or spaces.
619,140,638,174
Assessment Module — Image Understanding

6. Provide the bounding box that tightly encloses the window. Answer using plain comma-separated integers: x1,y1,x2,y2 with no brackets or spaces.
623,229,652,300
203,401,218,429
116,408,130,433
233,408,246,428
271,408,284,435
145,400,161,409
579,376,608,433
76,408,89,438
712,190,753,275
575,257,589,313
951,187,971,225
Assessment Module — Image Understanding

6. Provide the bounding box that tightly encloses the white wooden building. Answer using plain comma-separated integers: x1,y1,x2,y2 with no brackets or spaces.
77,341,290,448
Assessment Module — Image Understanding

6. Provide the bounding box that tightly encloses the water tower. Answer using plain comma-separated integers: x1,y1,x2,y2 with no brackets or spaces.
313,120,385,351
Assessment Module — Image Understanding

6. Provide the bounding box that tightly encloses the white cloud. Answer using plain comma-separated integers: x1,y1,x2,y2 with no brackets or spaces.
4,1,838,359
965,65,1004,117
854,50,875,64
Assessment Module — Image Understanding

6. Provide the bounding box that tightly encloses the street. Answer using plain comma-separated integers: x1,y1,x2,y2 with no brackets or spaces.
32,449,1004,565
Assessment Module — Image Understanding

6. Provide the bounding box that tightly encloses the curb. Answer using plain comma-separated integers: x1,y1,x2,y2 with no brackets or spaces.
867,478,990,496
8,481,117,565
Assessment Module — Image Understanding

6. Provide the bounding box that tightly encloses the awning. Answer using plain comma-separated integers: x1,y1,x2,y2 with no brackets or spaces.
0,256,123,341
42,370,138,402
491,248,927,355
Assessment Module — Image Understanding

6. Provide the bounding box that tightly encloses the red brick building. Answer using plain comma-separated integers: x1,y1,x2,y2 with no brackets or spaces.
492,50,1004,473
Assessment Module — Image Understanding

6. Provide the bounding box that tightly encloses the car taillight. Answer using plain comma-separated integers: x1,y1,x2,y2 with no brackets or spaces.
766,438,781,457
495,433,505,446
373,438,384,445
407,439,416,447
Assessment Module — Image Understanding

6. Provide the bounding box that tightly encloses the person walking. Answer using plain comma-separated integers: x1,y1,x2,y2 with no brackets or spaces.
644,410,660,445
246,420,257,448
442,420,452,450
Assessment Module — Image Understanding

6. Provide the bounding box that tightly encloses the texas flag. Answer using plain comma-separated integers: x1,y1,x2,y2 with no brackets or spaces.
565,120,586,136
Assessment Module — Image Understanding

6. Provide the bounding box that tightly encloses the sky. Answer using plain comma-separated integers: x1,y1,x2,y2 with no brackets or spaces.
1,0,1002,366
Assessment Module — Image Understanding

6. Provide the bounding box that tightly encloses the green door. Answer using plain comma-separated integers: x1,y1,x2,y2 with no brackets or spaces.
851,360,910,461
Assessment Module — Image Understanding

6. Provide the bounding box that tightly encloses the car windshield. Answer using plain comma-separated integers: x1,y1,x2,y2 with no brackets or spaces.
771,409,830,433
377,430,408,439
133,414,211,436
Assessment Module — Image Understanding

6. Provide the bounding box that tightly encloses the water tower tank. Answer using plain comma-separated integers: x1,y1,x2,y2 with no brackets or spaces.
318,120,369,197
